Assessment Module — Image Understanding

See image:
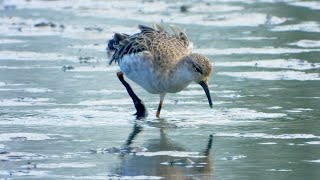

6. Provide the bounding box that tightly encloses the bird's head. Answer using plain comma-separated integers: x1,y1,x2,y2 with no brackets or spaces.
184,53,213,108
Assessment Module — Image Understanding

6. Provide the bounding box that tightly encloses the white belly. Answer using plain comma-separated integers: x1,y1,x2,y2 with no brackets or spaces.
119,53,193,94
119,53,160,94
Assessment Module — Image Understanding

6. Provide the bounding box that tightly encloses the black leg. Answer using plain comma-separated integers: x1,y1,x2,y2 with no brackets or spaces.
117,72,147,118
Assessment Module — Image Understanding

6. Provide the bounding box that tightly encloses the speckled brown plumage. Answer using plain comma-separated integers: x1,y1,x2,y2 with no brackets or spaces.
109,24,190,69
107,24,213,118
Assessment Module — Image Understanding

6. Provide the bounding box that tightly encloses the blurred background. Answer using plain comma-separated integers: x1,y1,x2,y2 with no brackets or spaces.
0,0,320,179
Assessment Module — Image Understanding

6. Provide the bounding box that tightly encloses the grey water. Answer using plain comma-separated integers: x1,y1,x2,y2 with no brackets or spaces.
0,0,320,179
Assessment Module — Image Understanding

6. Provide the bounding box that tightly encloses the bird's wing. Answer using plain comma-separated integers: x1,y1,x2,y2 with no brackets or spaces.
108,24,191,65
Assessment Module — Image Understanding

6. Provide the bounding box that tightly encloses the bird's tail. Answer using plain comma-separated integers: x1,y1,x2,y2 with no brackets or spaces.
106,33,129,65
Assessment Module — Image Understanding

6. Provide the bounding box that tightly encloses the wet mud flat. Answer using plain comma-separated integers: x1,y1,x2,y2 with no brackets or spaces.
1,0,320,179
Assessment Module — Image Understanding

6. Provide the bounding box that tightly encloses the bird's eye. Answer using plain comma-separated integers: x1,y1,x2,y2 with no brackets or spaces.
194,67,202,74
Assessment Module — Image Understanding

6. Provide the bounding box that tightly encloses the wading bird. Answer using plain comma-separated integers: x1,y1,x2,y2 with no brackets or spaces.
107,24,213,118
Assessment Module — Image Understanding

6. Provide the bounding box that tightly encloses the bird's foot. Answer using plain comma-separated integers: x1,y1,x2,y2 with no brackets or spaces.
133,99,147,118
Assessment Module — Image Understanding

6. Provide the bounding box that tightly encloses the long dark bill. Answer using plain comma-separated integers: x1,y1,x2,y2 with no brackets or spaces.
199,81,213,108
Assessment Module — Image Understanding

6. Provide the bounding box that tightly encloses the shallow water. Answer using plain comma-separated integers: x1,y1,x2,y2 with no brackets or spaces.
0,0,320,179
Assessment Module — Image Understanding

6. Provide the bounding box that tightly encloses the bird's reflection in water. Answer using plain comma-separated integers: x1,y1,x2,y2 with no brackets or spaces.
115,119,214,180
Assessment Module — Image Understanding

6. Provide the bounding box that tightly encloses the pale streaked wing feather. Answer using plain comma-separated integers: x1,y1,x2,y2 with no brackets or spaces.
108,24,191,66
153,23,165,32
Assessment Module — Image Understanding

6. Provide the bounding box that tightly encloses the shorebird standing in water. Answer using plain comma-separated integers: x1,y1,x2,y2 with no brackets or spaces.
107,24,213,118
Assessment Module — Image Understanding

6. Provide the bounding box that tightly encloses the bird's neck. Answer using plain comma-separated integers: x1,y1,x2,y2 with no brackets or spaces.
169,59,194,86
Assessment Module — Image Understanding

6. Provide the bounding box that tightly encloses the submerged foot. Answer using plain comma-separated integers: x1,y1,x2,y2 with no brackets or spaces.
133,99,147,118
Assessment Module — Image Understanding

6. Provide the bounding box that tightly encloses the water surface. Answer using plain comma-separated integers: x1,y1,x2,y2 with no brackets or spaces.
0,0,320,179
